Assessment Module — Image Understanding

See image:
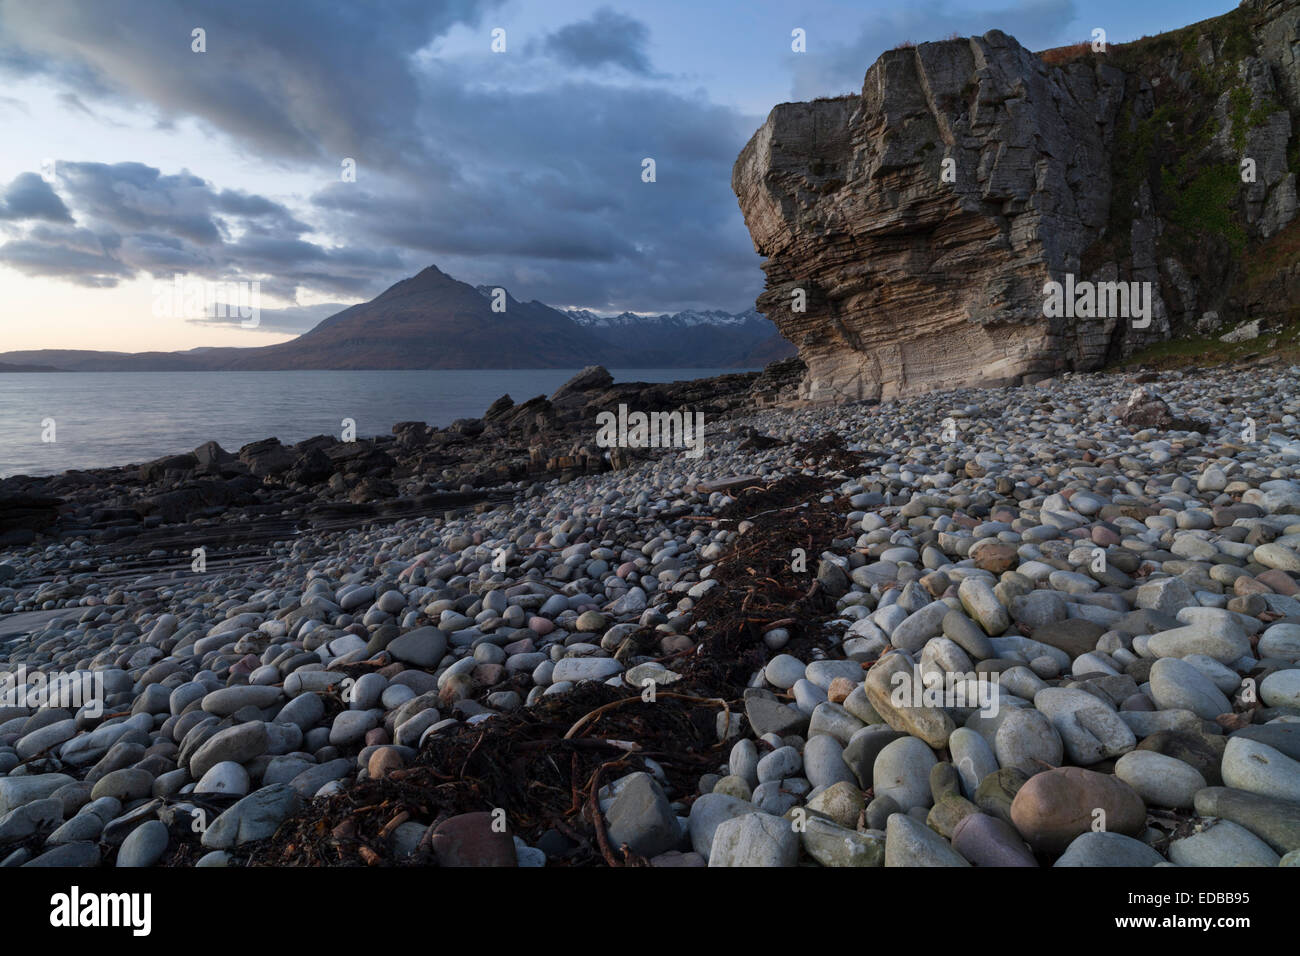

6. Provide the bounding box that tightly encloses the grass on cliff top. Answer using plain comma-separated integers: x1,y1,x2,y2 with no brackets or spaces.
1107,319,1300,372
1037,4,1259,70
1035,3,1245,65
1038,41,1093,66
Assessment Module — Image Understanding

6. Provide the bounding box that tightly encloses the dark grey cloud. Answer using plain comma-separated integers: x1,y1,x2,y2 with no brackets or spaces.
0,163,410,296
540,7,654,74
0,0,502,173
788,0,1078,99
0,172,72,222
308,72,763,312
0,222,131,287
56,163,223,244
0,0,768,316
46,163,312,244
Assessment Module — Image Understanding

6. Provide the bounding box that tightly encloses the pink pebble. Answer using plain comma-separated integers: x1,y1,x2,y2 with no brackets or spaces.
1091,526,1120,546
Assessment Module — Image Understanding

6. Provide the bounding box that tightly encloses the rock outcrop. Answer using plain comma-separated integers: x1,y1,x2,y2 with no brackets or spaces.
0,363,788,548
733,0,1300,402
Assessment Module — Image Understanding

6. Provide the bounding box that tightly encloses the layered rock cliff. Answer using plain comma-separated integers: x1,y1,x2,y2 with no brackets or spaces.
733,0,1300,401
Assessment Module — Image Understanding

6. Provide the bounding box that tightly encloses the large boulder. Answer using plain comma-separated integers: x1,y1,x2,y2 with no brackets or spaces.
731,2,1300,401
1009,766,1146,855
238,438,295,477
550,366,613,402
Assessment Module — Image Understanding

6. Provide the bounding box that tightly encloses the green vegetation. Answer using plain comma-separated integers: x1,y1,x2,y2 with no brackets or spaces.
1163,162,1247,256
1107,318,1300,371
1111,214,1300,370
1218,8,1258,62
1229,84,1286,151
1230,85,1253,151
1110,103,1171,211
1080,2,1280,304
1041,1,1300,359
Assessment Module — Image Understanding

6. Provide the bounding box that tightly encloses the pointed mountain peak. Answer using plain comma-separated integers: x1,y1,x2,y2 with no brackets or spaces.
410,263,451,283
372,263,461,302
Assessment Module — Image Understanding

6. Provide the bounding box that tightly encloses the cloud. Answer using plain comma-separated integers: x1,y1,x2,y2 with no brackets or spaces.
56,162,224,244
308,72,764,313
56,90,93,115
0,172,73,222
0,0,768,315
540,7,654,75
0,222,131,286
788,0,1078,99
0,0,502,173
0,163,409,296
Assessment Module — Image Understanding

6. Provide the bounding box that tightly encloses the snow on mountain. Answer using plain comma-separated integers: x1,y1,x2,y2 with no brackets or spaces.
473,285,766,328
466,284,783,365
565,307,765,328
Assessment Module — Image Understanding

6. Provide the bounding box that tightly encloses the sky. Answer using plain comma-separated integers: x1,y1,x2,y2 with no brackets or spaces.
0,0,1236,352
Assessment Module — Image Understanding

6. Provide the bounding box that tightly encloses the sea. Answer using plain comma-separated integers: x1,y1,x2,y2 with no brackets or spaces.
0,369,752,478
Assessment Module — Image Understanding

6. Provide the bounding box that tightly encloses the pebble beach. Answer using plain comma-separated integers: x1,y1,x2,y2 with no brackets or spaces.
3,364,1300,868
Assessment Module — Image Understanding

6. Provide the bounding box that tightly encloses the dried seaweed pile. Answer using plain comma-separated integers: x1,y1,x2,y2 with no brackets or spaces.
243,437,864,867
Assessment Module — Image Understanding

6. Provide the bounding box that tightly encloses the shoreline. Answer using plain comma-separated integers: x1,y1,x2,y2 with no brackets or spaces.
2,361,1300,867
0,365,767,481
0,362,801,551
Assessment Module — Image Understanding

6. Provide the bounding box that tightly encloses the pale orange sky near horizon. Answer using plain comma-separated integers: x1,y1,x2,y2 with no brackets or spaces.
0,76,341,353
3,273,304,353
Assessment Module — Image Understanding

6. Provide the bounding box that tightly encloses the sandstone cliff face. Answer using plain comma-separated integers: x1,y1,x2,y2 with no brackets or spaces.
734,0,1300,401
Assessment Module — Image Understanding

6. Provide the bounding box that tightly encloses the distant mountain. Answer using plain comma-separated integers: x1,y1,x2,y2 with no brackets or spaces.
562,305,782,367
1,263,791,371
0,349,217,372
735,331,798,366
567,307,762,329
0,361,63,373
218,266,621,369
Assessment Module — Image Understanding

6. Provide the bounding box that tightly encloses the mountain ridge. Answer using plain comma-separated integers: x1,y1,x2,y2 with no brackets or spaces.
1,264,792,371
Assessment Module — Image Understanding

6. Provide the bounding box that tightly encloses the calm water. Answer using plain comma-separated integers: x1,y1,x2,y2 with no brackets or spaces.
0,369,750,477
